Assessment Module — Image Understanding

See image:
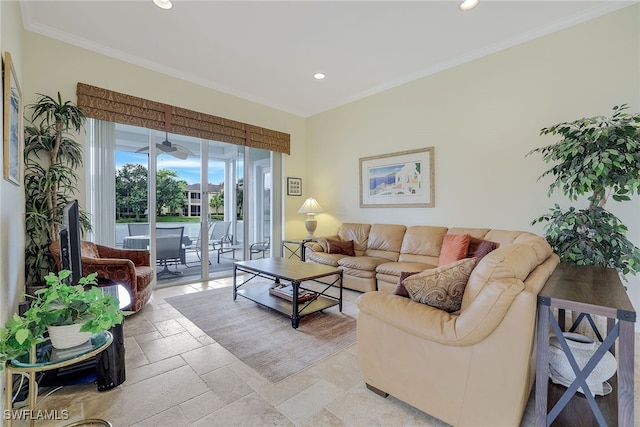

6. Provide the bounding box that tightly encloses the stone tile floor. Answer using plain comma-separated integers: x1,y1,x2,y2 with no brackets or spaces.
7,277,640,426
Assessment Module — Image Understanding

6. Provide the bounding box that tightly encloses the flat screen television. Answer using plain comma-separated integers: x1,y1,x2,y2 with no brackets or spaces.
59,199,82,285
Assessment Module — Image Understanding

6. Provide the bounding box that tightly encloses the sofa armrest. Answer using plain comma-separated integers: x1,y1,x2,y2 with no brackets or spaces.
305,242,325,252
95,244,150,266
306,234,340,253
356,277,525,346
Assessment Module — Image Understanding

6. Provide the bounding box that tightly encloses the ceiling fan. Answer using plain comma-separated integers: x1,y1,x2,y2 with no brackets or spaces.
136,131,194,160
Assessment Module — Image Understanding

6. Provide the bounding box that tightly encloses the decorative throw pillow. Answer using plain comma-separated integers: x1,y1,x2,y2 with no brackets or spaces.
467,237,497,261
438,234,471,266
327,239,355,256
402,257,477,312
393,271,420,298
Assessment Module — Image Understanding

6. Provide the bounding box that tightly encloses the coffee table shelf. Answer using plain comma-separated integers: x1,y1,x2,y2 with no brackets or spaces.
233,258,343,328
238,285,339,316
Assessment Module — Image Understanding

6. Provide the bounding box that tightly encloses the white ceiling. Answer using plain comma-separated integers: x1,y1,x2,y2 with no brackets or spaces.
20,0,635,117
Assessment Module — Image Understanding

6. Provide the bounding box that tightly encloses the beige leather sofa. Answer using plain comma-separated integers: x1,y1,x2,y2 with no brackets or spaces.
307,222,559,425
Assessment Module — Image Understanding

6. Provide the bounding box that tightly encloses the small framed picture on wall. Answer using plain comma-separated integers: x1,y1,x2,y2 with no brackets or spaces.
287,177,302,196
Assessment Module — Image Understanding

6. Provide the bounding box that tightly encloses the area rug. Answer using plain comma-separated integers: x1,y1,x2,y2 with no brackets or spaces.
165,286,357,383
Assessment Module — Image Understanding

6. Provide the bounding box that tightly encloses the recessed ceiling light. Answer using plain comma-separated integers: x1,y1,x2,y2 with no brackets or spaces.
153,0,173,10
459,0,479,11
314,73,326,80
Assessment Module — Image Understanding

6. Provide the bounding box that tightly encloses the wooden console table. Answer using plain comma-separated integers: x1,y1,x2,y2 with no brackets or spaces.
535,264,636,427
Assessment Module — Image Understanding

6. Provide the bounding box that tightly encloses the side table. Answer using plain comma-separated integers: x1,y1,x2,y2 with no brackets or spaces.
535,264,635,427
282,238,312,261
4,331,113,427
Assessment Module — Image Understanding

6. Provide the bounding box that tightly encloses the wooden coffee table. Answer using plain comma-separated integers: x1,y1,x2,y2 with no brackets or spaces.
233,258,343,328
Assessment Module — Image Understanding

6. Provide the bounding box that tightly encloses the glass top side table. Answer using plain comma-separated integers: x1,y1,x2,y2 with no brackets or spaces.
4,331,113,427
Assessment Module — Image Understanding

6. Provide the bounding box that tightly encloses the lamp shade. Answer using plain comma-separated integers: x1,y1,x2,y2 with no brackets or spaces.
298,198,324,214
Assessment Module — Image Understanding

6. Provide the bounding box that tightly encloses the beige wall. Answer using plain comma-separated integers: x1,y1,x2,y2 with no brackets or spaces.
305,5,640,305
0,0,25,419
0,0,25,332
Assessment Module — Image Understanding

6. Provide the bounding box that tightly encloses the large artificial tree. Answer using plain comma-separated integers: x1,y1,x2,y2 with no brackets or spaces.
24,93,89,287
529,104,640,277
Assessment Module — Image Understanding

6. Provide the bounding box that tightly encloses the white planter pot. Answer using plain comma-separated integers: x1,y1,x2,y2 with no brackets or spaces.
48,323,92,349
548,332,617,396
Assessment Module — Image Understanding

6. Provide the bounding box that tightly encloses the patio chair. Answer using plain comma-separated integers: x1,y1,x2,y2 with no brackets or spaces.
184,222,212,267
250,237,270,259
185,221,232,266
155,226,185,277
209,221,232,251
127,223,149,236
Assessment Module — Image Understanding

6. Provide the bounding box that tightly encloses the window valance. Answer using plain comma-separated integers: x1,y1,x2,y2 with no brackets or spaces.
76,82,290,154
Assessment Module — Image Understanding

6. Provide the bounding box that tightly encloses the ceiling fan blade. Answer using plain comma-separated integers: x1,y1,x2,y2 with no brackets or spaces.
170,150,188,160
135,147,149,153
174,144,195,156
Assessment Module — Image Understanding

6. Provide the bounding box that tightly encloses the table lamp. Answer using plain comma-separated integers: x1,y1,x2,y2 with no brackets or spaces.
297,197,324,238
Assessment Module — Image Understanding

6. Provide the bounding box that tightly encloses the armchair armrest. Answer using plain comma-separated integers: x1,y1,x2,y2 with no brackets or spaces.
81,256,137,289
356,277,525,346
96,244,150,266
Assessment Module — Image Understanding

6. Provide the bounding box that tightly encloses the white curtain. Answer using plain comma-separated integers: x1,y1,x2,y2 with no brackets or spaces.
86,119,116,247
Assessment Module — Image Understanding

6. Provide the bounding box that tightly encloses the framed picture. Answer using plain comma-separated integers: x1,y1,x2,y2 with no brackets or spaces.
3,52,22,186
359,147,434,208
287,177,302,196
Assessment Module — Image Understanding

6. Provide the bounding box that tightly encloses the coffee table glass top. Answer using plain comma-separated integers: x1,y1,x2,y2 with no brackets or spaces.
11,330,113,368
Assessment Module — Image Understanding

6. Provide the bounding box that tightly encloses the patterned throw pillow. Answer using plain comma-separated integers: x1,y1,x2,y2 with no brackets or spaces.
327,239,356,256
402,257,477,312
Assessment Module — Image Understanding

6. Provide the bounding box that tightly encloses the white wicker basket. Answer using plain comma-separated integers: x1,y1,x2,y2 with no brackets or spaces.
548,332,617,396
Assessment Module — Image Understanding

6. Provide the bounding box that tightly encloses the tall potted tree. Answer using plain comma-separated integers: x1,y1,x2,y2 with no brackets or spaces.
529,104,640,277
24,93,89,289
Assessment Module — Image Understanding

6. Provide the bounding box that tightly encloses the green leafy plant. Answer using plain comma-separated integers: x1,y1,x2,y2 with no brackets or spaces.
31,271,124,331
529,104,640,276
0,270,124,369
24,93,90,287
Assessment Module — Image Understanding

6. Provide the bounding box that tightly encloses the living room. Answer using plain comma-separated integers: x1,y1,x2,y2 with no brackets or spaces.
1,1,639,426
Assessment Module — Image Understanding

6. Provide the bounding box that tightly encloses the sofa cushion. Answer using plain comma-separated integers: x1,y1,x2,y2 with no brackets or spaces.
305,251,345,267
338,223,371,256
400,225,448,258
327,238,355,256
402,257,477,312
393,271,419,298
467,237,497,261
338,256,389,272
438,234,471,266
366,224,407,254
376,261,435,276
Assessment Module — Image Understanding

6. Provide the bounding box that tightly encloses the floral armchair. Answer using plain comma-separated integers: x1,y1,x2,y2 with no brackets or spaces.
50,241,154,312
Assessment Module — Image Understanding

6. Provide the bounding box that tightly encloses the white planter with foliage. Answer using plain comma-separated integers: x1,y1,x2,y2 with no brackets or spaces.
47,323,92,349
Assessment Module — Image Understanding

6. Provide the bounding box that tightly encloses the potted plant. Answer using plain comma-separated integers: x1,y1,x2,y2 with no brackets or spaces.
24,93,90,290
0,270,124,367
528,104,640,277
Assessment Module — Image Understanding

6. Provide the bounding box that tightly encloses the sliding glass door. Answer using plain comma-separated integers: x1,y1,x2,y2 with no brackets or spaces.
87,120,277,287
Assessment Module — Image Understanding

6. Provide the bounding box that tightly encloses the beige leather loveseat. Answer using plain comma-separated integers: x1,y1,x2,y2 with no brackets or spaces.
306,223,559,425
